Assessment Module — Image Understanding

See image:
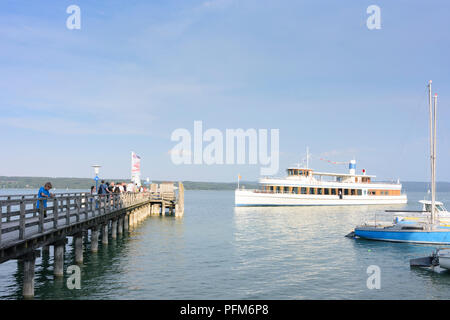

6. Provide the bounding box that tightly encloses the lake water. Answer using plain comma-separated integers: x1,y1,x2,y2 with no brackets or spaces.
0,189,449,300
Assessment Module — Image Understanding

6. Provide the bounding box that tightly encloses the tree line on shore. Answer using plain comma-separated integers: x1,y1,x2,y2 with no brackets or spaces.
0,176,258,191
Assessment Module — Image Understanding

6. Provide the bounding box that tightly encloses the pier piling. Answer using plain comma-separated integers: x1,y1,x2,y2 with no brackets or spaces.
111,219,117,239
102,224,109,245
53,241,65,277
22,250,40,299
124,214,129,231
91,228,99,252
74,233,83,264
118,217,123,235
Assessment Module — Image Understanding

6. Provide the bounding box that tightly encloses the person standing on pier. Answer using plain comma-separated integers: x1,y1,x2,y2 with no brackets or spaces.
97,180,111,196
113,182,122,193
36,182,54,218
127,181,135,193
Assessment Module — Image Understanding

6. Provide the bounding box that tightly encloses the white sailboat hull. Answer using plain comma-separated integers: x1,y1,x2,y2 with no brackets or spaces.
235,189,408,207
439,250,450,270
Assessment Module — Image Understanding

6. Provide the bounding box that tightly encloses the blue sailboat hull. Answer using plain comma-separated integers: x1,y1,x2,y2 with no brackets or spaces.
354,228,450,244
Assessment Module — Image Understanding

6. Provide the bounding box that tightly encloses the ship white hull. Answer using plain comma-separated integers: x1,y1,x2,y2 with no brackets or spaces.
235,189,408,207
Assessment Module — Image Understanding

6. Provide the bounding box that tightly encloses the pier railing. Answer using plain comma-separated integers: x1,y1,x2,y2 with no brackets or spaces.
0,192,151,247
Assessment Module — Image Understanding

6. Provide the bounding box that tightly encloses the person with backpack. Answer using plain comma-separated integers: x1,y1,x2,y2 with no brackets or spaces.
97,180,111,196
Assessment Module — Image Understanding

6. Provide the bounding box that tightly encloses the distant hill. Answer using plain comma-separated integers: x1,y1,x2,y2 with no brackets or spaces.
0,176,448,192
402,181,450,192
0,176,257,191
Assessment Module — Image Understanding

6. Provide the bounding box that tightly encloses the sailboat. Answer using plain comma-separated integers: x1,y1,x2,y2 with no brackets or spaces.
410,248,450,270
349,81,450,245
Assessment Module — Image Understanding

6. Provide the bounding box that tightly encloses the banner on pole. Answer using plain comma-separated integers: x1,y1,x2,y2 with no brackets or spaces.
131,152,141,186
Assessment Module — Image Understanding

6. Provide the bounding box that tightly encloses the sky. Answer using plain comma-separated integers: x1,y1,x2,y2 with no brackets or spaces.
0,0,449,182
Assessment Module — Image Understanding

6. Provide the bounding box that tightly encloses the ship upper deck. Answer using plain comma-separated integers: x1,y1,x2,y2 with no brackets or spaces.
260,166,400,189
286,167,375,179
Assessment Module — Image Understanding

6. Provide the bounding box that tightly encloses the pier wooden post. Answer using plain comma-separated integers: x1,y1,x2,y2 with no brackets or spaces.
175,182,184,217
42,245,49,255
102,224,108,245
111,219,117,239
132,211,137,227
124,214,129,231
53,240,66,277
127,212,132,229
74,233,83,264
91,227,99,252
22,251,40,299
118,217,123,235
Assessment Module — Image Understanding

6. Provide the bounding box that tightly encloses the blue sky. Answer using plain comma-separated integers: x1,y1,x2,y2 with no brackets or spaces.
1,0,449,182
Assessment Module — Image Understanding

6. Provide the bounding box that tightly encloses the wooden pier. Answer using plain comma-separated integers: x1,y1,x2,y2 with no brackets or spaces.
0,182,184,298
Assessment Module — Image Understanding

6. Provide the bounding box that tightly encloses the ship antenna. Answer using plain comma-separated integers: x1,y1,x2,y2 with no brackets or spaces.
306,146,310,169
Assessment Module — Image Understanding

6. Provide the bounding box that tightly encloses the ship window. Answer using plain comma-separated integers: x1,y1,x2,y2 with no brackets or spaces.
324,188,330,195
284,186,289,193
293,187,298,194
309,188,315,195
351,189,356,195
301,187,307,194
357,189,362,196
344,189,349,195
331,189,336,195
317,188,323,195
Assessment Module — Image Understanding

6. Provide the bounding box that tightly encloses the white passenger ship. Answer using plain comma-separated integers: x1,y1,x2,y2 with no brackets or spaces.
235,160,407,206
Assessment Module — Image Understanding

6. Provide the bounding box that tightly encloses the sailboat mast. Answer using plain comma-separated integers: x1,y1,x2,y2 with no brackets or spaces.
432,93,438,224
428,81,435,224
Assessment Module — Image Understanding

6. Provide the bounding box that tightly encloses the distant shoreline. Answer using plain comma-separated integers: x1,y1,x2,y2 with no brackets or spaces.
1,176,450,192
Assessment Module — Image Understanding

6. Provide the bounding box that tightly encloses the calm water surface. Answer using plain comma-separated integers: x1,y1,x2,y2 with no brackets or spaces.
0,189,449,299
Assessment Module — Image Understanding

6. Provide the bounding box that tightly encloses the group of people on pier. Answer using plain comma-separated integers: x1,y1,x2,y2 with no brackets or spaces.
92,180,146,195
36,180,147,217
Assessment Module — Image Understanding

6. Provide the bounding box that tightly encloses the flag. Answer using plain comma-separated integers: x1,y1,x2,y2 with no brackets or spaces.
131,152,142,186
